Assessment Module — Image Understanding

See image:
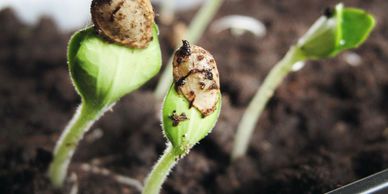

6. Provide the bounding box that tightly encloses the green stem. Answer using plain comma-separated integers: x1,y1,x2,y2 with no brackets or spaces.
160,0,175,25
48,103,105,187
231,46,306,160
154,0,224,99
185,0,223,45
142,144,178,194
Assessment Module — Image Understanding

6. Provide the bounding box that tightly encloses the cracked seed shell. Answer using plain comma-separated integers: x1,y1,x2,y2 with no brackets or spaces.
173,40,220,117
91,0,154,48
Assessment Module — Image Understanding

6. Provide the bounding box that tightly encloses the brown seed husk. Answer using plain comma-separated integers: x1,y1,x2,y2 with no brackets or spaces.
91,0,154,48
173,41,220,117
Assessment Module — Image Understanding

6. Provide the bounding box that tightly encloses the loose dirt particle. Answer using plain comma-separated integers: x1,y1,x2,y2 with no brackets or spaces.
169,110,189,126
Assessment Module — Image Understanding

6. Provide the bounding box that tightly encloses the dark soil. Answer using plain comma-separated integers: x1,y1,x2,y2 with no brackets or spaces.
1,0,388,193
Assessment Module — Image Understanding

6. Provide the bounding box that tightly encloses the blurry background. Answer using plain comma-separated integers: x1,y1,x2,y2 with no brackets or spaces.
1,0,388,194
0,0,91,31
0,0,205,30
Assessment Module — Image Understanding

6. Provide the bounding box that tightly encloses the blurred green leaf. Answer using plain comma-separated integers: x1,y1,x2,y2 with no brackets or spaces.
298,4,375,59
68,25,162,110
334,7,376,53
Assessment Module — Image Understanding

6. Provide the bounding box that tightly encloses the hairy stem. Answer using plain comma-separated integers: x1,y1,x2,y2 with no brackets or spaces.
48,103,105,187
154,0,224,99
232,46,306,160
142,144,178,194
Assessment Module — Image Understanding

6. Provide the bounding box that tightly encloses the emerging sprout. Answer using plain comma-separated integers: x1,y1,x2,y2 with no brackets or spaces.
232,3,376,160
48,0,161,187
142,41,221,194
91,0,154,48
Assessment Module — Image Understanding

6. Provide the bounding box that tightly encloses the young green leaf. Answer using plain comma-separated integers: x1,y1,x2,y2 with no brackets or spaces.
335,7,376,52
162,87,221,155
298,4,375,59
68,24,162,111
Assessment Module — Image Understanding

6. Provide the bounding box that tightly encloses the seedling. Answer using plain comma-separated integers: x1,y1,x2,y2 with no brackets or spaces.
154,0,224,99
142,41,221,194
232,4,376,159
48,0,161,187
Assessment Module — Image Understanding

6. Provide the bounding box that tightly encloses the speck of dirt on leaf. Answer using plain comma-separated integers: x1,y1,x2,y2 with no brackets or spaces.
169,110,189,127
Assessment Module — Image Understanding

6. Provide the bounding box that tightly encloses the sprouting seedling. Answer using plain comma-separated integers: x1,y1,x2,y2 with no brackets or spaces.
48,0,161,187
142,40,221,194
232,3,376,160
